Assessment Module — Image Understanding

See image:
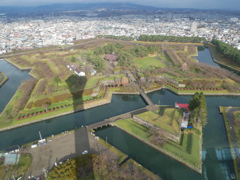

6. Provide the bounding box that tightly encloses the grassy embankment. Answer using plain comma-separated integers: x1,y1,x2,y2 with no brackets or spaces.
115,118,201,169
0,153,32,179
219,106,240,180
0,71,8,87
135,108,181,135
209,45,240,72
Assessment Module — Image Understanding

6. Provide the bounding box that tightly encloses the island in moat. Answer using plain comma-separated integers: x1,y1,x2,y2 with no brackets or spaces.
0,36,240,179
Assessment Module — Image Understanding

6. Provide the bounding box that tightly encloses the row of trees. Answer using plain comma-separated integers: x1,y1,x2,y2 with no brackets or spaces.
212,39,240,64
189,92,207,127
117,45,161,66
94,42,162,67
139,35,207,43
94,42,124,55
97,35,135,41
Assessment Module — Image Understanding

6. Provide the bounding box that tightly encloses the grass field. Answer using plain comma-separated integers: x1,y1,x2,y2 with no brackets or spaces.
136,109,181,135
102,74,125,81
115,119,151,140
134,56,166,69
115,118,201,169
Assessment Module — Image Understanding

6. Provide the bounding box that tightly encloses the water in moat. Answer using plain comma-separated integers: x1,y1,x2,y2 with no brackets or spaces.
196,47,220,67
0,48,238,179
0,60,31,112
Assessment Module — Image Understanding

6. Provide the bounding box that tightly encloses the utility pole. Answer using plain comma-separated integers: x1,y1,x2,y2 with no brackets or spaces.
39,131,42,140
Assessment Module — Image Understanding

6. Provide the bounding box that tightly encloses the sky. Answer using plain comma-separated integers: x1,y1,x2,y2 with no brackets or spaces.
0,0,240,10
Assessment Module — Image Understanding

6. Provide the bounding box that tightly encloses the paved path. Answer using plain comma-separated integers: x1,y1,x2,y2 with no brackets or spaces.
132,82,154,106
227,108,240,171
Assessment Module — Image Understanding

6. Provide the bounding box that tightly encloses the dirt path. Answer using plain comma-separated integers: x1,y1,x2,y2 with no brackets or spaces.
157,51,169,67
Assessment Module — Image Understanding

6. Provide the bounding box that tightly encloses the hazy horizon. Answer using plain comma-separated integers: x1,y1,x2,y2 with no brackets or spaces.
0,1,240,11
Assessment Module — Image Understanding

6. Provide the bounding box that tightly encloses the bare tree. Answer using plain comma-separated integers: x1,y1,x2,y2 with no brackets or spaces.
150,129,166,147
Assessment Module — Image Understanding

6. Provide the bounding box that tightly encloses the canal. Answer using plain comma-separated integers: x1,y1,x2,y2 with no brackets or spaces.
0,48,238,179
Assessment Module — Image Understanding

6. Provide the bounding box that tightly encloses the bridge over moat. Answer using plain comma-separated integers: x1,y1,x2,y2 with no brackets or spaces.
87,82,158,130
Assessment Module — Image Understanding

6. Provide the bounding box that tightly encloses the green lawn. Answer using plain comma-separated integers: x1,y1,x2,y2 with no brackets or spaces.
115,119,201,169
85,76,104,89
162,132,201,168
115,119,151,140
134,56,166,69
136,109,181,135
102,74,125,81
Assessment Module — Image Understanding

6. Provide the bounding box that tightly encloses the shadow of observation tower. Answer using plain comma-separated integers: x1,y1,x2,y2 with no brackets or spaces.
52,74,97,179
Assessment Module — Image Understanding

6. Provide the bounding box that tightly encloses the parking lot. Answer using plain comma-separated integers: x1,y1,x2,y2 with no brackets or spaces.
23,127,107,179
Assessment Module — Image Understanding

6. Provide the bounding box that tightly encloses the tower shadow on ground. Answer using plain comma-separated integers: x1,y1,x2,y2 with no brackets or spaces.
55,74,96,179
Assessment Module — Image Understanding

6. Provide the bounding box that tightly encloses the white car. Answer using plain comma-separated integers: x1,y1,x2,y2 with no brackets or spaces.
82,150,88,154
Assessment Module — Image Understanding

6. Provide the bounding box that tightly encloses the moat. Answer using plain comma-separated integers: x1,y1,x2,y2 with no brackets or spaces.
0,47,239,179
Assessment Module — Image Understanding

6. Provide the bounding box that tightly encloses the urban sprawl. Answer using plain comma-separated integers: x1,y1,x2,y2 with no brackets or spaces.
0,13,240,54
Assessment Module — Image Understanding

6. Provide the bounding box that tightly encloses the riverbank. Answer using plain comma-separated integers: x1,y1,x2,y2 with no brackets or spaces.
207,45,240,73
